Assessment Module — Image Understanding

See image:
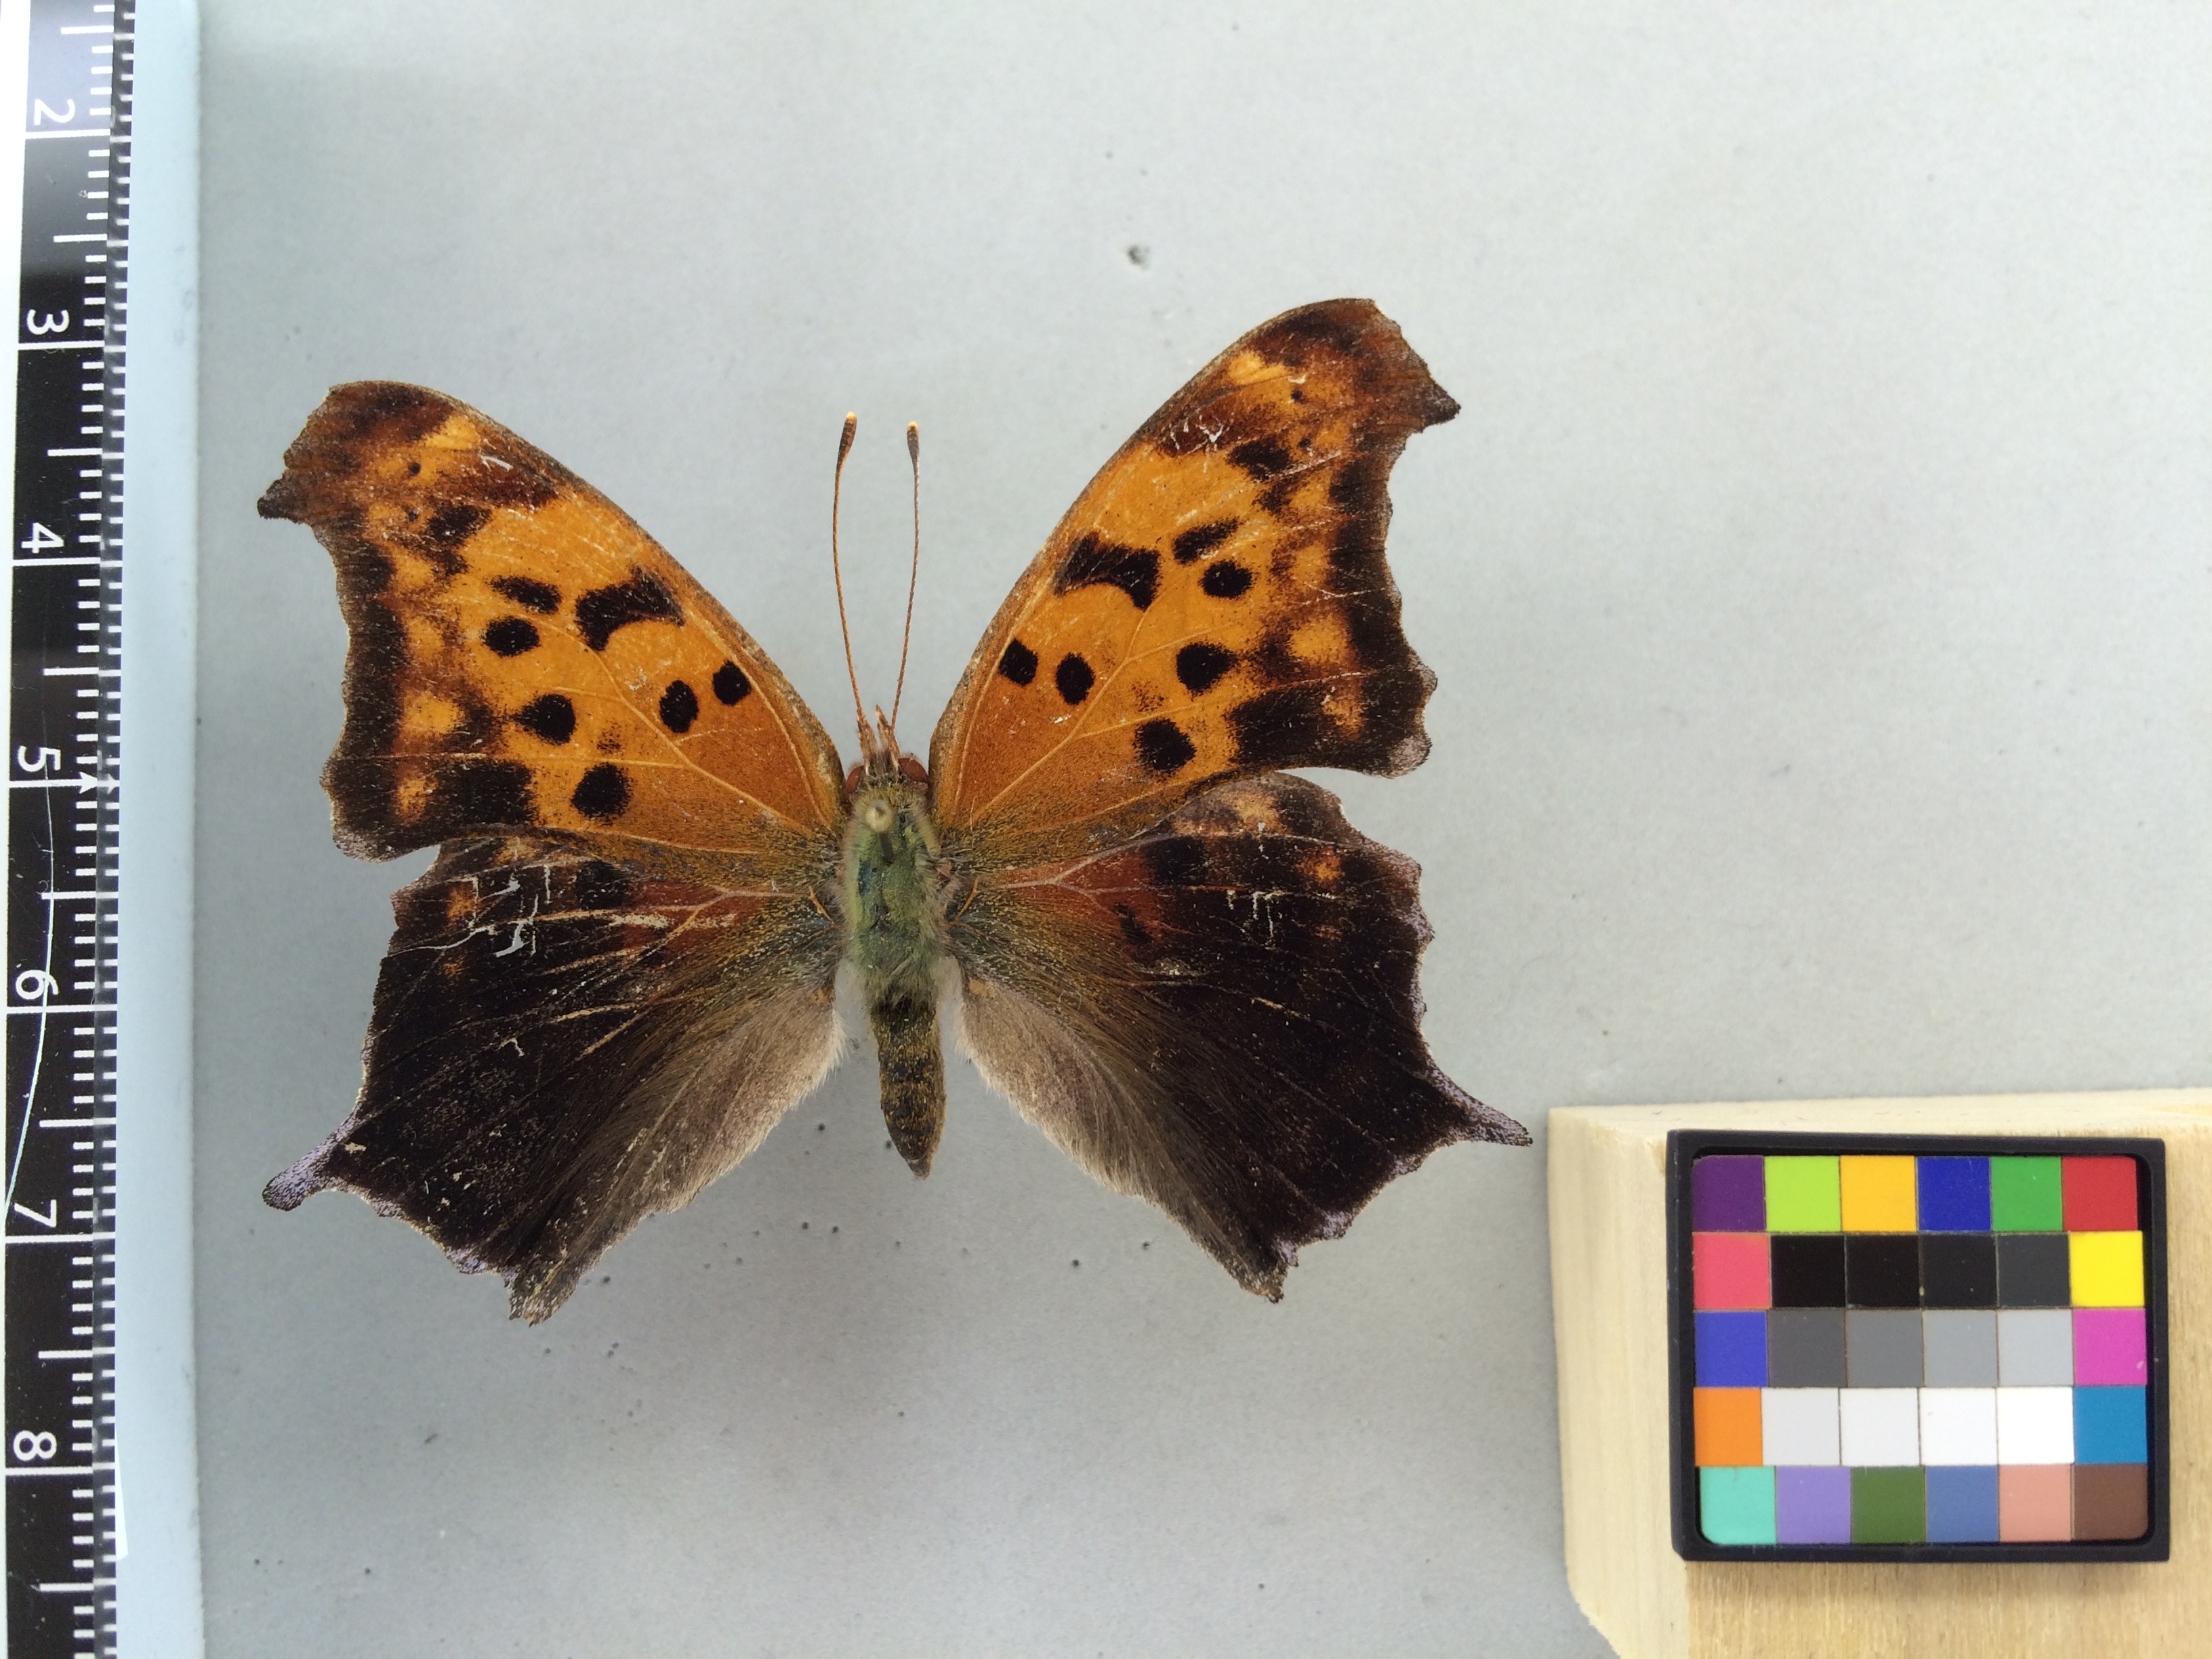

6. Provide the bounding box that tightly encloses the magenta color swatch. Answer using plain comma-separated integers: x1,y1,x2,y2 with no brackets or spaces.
1693,1156,1767,1231
1693,1231,1771,1310
2074,1307,2148,1386
1775,1466,1852,1544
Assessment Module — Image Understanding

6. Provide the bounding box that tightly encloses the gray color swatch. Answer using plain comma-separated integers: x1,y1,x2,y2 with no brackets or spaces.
1846,1309,1923,1387
1999,1308,2076,1385
1922,1310,1999,1386
1997,1233,2073,1305
1768,1308,1848,1387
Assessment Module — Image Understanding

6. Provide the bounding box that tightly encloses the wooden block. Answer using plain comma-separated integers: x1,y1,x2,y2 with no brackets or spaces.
1549,1090,2212,1659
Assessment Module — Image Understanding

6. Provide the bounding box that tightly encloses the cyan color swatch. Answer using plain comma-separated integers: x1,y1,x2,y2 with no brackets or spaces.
1700,1467,1777,1544
2074,1388,2148,1465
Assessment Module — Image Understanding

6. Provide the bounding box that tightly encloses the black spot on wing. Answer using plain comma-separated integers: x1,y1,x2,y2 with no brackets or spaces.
1261,304,1368,361
575,568,682,652
659,680,699,734
489,575,560,614
1141,825,1206,889
1172,519,1237,565
1226,686,1327,771
483,617,540,657
573,859,636,911
424,502,488,553
514,694,576,744
1054,654,1094,705
438,760,535,829
1227,437,1293,481
1200,561,1253,600
1113,903,1151,948
1225,668,1433,777
1175,642,1235,694
1055,533,1159,611
571,763,630,820
347,384,455,445
712,661,752,704
998,640,1038,687
1134,718,1197,775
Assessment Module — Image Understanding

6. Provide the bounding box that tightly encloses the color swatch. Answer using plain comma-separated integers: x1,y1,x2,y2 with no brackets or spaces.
1669,1136,2167,1561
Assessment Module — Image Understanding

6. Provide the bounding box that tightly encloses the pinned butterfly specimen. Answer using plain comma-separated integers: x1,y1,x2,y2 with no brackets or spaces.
259,298,1529,1322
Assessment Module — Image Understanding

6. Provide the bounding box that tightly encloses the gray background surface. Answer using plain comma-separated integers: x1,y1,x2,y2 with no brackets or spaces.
194,5,2211,1655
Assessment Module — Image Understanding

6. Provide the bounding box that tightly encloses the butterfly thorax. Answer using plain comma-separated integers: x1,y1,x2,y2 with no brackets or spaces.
841,777,951,1176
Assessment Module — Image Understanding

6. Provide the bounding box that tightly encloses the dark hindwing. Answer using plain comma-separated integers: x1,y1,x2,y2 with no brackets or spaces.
949,774,1527,1296
266,838,844,1320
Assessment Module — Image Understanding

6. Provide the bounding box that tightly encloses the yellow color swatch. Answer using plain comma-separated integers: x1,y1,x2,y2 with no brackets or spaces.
1839,1155,1917,1231
2070,1231,2145,1307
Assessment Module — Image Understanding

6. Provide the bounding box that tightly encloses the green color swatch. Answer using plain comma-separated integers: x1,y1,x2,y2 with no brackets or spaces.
1765,1156,1842,1231
1700,1467,1776,1545
1851,1468,1926,1543
1991,1157,2064,1231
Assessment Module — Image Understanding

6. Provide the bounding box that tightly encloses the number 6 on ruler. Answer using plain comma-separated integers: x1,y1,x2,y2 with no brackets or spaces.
12,969,58,1001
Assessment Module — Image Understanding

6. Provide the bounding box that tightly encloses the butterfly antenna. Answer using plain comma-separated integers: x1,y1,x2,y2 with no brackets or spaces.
829,413,874,762
888,421,921,735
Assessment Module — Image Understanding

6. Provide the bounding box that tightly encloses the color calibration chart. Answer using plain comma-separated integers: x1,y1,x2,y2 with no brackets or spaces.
1666,1133,2167,1562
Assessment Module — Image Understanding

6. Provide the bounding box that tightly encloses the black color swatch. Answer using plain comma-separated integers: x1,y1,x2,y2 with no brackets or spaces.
1769,1234,1847,1307
1845,1235,1921,1307
1997,1233,2072,1307
1921,1233,1998,1307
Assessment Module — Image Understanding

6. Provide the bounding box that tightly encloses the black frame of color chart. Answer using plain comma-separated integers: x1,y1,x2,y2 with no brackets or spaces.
1666,1130,2169,1563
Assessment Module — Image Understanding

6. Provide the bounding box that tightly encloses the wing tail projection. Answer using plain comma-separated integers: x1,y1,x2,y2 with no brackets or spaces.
949,774,1525,1295
267,838,844,1320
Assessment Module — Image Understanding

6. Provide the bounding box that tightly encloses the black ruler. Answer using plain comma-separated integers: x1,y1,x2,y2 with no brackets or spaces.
5,3,133,1655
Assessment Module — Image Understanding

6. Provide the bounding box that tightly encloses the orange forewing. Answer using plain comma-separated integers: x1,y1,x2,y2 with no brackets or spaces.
928,300,1458,862
260,384,846,865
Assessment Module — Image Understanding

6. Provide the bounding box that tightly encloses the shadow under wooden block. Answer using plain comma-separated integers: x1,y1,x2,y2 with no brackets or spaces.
1549,1090,2212,1659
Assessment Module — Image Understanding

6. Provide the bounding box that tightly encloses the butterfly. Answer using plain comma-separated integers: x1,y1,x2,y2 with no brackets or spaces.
257,298,1529,1322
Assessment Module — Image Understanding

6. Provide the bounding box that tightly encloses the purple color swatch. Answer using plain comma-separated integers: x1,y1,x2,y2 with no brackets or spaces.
1775,1466,1853,1544
1694,1155,1766,1232
2074,1309,2147,1387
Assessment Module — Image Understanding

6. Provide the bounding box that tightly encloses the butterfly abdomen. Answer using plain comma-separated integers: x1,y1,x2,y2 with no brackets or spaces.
842,780,954,1174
